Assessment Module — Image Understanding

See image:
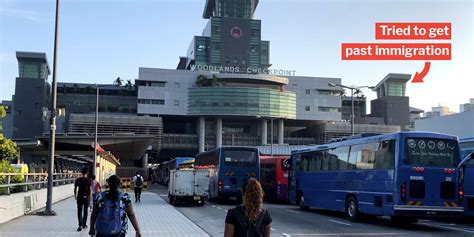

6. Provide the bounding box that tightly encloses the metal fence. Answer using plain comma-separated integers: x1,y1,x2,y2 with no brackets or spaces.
0,173,81,195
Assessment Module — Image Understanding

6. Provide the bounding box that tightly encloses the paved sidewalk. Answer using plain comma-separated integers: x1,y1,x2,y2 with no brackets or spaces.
0,192,209,237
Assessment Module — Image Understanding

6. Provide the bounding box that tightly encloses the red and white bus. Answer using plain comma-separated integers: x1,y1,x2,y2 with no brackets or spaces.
260,155,290,202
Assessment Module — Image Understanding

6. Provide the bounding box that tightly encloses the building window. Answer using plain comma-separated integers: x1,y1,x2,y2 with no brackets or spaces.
225,57,230,64
148,81,166,87
305,106,310,111
305,89,310,95
233,57,238,64
138,99,164,105
174,82,180,88
318,107,341,112
196,44,206,52
174,100,179,106
241,59,246,65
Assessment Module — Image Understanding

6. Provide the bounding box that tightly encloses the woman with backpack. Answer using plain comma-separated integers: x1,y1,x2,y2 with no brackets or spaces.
224,178,272,237
89,175,141,237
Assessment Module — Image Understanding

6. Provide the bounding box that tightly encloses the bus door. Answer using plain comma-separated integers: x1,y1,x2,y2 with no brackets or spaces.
459,153,473,216
288,155,300,204
401,138,460,209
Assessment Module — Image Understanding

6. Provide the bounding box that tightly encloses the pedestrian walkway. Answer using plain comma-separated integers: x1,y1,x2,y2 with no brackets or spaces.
0,192,209,237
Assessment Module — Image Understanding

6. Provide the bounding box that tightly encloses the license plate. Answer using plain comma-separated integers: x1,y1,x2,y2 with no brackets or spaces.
193,196,201,200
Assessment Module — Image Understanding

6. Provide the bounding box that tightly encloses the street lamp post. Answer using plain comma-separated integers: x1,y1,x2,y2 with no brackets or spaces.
93,84,99,176
328,83,374,136
42,0,60,216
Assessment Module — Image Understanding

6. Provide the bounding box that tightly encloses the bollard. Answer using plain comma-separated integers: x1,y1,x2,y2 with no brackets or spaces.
120,178,126,190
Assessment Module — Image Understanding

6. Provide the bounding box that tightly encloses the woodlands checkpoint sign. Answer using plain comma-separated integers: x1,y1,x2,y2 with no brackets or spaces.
190,64,297,77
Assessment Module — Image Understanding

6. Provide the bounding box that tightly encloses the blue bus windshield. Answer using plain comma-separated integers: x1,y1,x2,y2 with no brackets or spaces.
403,138,460,167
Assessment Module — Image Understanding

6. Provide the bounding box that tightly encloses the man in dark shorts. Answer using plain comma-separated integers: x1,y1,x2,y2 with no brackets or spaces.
133,172,143,202
74,167,91,231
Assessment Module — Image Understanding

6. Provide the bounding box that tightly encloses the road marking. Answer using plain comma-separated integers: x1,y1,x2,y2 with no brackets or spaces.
280,233,403,236
270,228,276,231
418,222,474,234
286,209,300,214
217,207,222,210
224,210,228,213
328,219,352,226
159,195,167,197
212,205,216,207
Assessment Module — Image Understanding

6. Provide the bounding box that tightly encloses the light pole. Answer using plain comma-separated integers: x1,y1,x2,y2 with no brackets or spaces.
42,0,60,216
328,83,374,136
93,84,99,176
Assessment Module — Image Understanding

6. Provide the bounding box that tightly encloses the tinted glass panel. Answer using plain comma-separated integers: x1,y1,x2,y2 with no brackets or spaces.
404,138,460,167
374,140,395,169
223,150,257,166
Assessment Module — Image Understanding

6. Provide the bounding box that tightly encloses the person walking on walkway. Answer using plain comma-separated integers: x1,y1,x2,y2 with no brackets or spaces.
75,167,91,231
132,172,143,202
224,178,272,237
89,175,141,237
90,174,102,207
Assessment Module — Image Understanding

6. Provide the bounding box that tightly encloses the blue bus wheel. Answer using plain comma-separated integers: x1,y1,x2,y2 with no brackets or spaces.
345,197,360,222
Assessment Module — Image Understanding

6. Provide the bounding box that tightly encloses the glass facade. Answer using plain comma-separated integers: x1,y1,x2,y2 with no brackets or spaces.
189,87,296,118
18,61,48,79
386,81,405,96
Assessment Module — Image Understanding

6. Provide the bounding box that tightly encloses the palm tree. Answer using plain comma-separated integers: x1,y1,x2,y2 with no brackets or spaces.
126,79,133,89
114,77,123,86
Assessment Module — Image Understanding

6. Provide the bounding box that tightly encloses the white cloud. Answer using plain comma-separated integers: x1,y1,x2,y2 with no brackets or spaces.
0,7,39,22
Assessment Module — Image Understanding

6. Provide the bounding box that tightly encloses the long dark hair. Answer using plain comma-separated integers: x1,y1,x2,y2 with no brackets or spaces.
106,175,121,200
243,178,264,222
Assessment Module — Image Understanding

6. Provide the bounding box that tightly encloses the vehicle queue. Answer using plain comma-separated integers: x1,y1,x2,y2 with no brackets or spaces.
155,132,473,223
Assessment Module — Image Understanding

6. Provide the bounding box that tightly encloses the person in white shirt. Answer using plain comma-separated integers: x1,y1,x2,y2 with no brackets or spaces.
132,172,143,202
90,175,101,205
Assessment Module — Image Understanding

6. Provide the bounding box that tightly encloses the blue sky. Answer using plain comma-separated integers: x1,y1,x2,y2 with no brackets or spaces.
1,0,473,113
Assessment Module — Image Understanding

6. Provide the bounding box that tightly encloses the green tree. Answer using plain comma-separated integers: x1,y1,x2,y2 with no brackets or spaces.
0,106,18,161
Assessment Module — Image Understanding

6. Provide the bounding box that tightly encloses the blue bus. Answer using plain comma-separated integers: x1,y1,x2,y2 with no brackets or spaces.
459,137,474,217
158,157,194,185
289,132,464,222
194,147,259,200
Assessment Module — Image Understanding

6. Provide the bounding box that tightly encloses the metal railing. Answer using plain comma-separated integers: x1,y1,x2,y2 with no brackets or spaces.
0,173,81,195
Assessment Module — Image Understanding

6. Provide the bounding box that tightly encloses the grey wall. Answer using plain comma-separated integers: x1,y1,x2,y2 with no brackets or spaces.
415,110,474,138
13,78,50,139
371,96,410,130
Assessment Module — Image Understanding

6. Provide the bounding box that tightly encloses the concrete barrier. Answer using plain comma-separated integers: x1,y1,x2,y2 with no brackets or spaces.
0,184,74,224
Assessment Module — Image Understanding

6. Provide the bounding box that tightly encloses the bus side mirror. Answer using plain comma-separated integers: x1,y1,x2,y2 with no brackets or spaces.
281,158,291,171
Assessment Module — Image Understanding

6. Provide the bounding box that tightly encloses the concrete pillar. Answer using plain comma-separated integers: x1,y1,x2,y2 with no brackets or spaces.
278,119,284,145
142,152,148,169
261,119,267,145
216,118,222,148
199,117,205,152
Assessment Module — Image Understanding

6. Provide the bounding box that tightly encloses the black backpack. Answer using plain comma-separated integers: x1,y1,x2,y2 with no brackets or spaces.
135,175,143,187
231,207,267,237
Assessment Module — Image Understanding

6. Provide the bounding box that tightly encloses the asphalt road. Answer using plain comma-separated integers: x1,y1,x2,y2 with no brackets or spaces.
149,184,474,237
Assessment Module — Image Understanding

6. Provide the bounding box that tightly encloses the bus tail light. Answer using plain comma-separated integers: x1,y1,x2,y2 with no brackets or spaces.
459,186,464,203
412,167,425,172
401,181,407,202
218,180,223,190
444,168,456,174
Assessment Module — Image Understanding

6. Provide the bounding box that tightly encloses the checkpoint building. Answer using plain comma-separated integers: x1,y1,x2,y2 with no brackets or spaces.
136,0,342,159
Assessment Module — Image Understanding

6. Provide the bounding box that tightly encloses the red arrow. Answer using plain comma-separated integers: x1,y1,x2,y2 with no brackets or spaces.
412,62,431,83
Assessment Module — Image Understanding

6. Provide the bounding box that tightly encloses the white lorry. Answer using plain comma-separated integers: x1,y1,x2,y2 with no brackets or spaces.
168,169,209,206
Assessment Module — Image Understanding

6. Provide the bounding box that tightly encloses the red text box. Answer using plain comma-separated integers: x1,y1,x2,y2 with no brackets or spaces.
375,23,451,40
341,43,451,60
